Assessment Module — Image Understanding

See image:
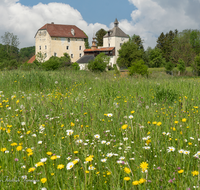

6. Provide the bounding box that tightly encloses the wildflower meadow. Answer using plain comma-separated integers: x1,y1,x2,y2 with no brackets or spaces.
0,70,200,189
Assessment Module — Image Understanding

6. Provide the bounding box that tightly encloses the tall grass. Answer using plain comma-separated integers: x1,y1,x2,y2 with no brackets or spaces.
0,70,200,189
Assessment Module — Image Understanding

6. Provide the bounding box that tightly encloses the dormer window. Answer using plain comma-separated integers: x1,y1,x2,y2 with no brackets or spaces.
71,29,75,36
108,31,110,36
68,38,70,43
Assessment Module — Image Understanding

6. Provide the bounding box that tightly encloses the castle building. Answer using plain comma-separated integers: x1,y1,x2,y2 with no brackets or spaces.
77,19,129,69
34,22,87,62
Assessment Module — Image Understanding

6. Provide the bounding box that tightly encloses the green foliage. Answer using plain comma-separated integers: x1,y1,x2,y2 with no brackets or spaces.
177,58,186,74
113,64,120,75
19,46,35,62
36,52,46,63
192,54,200,76
88,53,110,72
149,47,165,68
190,30,200,55
130,34,144,52
117,40,143,68
156,30,178,62
83,32,90,49
0,59,21,70
155,86,178,103
42,53,71,71
128,59,148,76
95,29,107,47
72,62,80,70
165,61,175,72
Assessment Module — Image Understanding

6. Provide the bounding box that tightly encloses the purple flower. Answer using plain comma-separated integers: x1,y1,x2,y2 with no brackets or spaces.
157,167,161,170
168,179,173,183
14,158,19,162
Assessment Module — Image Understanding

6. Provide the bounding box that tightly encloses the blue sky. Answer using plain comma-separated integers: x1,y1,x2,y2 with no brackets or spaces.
19,0,136,26
0,0,200,49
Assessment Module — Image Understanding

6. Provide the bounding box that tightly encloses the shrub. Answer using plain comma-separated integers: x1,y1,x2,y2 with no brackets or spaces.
177,58,186,74
192,54,200,76
88,53,110,72
128,59,148,76
72,62,80,70
165,61,175,75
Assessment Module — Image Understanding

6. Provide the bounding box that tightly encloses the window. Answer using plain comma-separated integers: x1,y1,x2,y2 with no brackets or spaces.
66,46,69,50
45,45,47,50
79,46,82,50
68,38,70,42
44,53,47,58
108,43,110,47
54,52,57,57
120,43,123,47
79,53,82,57
39,46,41,50
71,54,73,58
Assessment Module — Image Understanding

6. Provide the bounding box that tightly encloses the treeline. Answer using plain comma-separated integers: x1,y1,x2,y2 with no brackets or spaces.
117,29,200,76
0,43,35,69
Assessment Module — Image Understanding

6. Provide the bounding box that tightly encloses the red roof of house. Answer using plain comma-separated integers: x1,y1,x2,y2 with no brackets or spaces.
84,47,115,52
36,23,87,39
27,55,35,63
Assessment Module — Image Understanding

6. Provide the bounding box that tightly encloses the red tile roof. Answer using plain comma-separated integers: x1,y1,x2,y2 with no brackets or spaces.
36,23,87,39
84,47,115,52
27,55,35,63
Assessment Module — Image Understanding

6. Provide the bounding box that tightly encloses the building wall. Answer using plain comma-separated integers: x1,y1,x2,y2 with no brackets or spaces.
103,36,129,65
35,30,85,62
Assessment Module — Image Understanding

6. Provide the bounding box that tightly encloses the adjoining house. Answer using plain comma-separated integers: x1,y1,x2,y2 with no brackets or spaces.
32,22,87,63
77,18,129,69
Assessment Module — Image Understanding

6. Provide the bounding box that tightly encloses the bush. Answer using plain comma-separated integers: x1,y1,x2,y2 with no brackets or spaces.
72,62,80,70
113,64,120,75
192,54,200,76
128,59,148,76
165,61,175,75
0,59,20,70
88,53,110,72
177,58,186,74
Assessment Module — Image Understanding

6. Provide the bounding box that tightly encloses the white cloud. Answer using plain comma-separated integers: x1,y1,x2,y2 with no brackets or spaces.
0,0,200,50
120,0,200,48
0,0,108,49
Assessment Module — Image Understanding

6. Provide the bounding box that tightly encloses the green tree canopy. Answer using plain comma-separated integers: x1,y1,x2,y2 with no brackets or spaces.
88,53,110,72
95,29,107,47
130,34,144,52
117,39,143,68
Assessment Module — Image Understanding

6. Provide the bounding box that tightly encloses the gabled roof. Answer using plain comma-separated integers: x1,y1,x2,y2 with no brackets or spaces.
77,55,95,64
104,19,129,38
35,23,87,39
84,47,115,52
27,55,35,63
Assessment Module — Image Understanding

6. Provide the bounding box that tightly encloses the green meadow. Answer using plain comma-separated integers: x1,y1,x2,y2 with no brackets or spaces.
0,70,200,189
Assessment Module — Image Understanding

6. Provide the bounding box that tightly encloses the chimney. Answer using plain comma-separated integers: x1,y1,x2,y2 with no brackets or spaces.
91,37,97,50
51,22,54,24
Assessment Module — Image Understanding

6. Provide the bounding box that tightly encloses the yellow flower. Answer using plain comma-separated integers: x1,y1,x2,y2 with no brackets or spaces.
188,142,192,145
107,171,111,175
157,122,162,126
71,122,75,127
41,178,47,183
51,155,57,160
28,167,35,172
140,162,148,171
152,121,157,125
192,171,199,176
131,111,135,114
11,143,17,146
121,124,128,130
146,139,151,145
74,151,78,154
174,121,178,124
85,170,89,173
57,164,64,170
51,173,54,176
36,162,44,167
124,167,131,174
182,118,187,122
178,170,184,174
1,148,7,152
132,181,139,185
139,178,146,184
26,148,33,153
124,177,131,181
85,155,93,162
46,151,53,155
16,146,23,151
